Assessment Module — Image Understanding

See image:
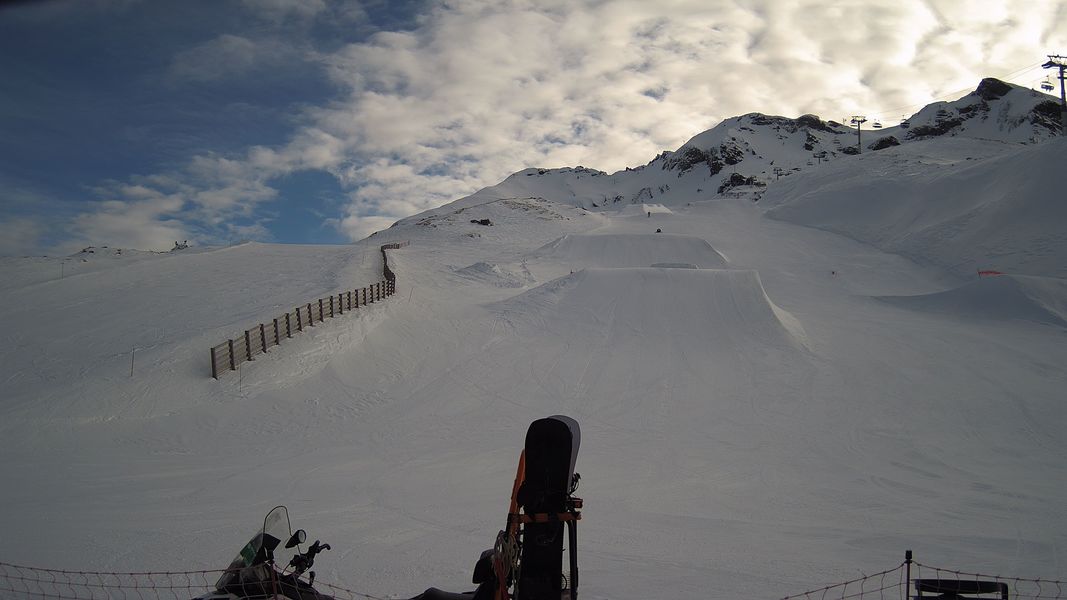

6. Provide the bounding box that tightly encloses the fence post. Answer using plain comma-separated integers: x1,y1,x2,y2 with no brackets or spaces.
228,339,236,371
905,550,912,598
338,293,343,315
244,330,253,361
273,318,281,345
211,346,219,379
285,312,292,337
319,298,325,320
308,303,315,326
329,295,335,317
259,323,267,353
296,307,303,331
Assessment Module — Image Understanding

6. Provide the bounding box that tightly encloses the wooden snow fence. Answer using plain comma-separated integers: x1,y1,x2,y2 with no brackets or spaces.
209,241,409,379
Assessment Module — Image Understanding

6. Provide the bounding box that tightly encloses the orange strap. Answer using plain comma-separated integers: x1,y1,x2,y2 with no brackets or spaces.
495,451,526,600
511,511,582,524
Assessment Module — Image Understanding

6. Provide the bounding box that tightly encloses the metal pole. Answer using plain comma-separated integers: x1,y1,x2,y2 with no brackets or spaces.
906,550,913,600
1042,56,1067,135
1059,65,1066,135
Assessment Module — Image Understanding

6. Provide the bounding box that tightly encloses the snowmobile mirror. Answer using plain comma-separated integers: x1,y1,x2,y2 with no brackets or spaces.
285,529,307,549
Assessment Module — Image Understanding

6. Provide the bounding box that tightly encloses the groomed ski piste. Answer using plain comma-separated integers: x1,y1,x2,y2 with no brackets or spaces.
1,81,1065,599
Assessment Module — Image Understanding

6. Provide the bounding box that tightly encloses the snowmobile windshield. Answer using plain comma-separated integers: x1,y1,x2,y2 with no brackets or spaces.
215,505,299,589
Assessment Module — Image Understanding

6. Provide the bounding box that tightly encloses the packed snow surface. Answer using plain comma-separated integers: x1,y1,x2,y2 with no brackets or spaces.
1,112,1065,599
532,233,729,269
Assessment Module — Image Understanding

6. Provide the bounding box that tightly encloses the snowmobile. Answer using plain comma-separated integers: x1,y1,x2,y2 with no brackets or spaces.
193,505,335,600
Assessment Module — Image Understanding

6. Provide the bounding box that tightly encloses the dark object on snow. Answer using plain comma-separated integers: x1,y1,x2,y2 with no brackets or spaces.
914,578,1009,600
470,219,493,226
515,416,581,600
409,416,582,600
192,506,335,600
868,136,900,151
656,228,662,233
717,172,764,194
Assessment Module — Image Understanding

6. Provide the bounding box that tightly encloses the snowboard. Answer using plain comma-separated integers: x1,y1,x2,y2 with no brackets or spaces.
513,415,581,600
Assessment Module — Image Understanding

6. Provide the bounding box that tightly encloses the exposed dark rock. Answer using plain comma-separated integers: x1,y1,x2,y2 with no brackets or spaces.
633,187,654,202
749,114,775,126
868,136,900,151
796,113,839,133
1033,100,1062,119
1031,100,1064,134
666,146,710,174
975,78,1013,101
720,142,744,165
906,115,964,139
840,146,860,155
717,173,765,194
663,144,735,176
470,219,493,226
907,119,963,138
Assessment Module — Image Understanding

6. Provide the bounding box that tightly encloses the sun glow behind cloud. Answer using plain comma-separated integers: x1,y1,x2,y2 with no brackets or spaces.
1,0,1064,252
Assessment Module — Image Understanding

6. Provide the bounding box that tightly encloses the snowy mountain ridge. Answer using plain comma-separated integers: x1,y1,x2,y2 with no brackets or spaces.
395,78,1061,224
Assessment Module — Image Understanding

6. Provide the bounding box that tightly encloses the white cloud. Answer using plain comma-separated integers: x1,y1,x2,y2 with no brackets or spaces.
166,34,309,84
64,194,189,253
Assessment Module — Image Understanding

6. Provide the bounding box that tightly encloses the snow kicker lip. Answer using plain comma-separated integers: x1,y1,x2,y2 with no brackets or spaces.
875,274,1067,327
490,267,806,351
530,233,729,269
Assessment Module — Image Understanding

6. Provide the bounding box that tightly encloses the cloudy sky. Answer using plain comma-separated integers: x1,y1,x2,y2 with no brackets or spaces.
1,0,1064,255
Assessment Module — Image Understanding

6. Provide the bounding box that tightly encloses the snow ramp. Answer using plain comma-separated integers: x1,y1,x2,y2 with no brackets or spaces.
620,203,673,216
876,275,1067,327
493,267,805,351
531,233,728,269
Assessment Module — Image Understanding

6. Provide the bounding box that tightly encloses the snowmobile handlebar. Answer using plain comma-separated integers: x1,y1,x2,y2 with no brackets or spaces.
289,539,331,575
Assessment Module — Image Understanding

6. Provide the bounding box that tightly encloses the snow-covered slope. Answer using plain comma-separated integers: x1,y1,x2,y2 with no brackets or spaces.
1,79,1065,600
764,136,1067,278
877,274,1067,327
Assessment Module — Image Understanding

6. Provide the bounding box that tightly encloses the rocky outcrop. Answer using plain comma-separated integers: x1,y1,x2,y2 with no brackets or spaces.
717,173,765,194
868,136,901,151
975,77,1013,101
